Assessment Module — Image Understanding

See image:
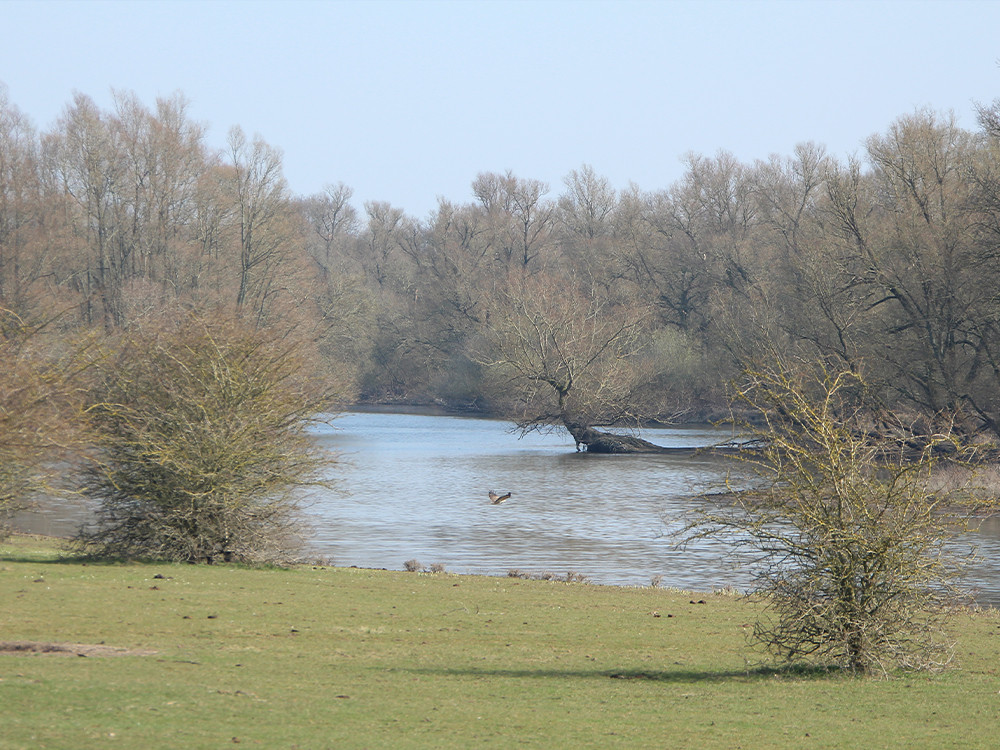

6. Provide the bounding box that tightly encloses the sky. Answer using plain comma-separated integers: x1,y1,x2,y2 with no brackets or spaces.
1,0,998,218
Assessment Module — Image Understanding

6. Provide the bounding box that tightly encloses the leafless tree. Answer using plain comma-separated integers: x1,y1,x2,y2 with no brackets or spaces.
0,308,92,537
300,182,359,274
558,164,617,240
227,126,298,324
0,85,46,319
825,110,1000,437
477,269,664,451
473,170,555,268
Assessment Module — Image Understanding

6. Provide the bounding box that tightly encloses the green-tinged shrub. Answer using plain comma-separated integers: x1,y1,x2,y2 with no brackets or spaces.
685,362,986,675
0,308,90,537
76,312,333,563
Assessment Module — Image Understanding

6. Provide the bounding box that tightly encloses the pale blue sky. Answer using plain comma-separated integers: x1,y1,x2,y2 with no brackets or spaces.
1,0,998,217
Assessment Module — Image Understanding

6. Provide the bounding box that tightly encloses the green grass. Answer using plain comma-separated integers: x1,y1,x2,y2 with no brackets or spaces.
3,534,1000,749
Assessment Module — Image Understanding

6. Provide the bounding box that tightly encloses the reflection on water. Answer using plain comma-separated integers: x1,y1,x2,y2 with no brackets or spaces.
13,410,1000,603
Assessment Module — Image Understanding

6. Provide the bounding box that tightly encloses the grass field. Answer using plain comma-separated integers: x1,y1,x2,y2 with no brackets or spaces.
3,533,1000,749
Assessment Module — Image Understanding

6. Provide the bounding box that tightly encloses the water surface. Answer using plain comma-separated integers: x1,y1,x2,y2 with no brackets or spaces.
306,412,751,590
306,412,1000,603
15,410,1000,603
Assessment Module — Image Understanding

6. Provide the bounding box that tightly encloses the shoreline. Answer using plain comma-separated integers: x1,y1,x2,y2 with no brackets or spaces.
8,532,999,609
2,531,728,594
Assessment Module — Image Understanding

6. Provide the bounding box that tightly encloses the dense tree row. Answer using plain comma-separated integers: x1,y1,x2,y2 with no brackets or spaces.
3,86,1000,460
304,105,1000,450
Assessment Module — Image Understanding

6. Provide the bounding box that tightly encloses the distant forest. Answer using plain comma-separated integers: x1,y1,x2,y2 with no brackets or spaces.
4,86,1000,445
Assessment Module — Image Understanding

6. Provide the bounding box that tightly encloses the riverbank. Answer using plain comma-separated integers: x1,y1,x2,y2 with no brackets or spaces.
3,533,1000,748
350,398,735,426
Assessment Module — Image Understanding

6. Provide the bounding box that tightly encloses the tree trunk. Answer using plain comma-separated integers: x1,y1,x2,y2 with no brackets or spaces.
563,419,670,454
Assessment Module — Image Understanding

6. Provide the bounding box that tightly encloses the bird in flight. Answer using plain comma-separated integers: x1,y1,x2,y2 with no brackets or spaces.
489,490,512,504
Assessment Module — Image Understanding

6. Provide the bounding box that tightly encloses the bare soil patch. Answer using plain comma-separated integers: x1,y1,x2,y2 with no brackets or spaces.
0,641,155,657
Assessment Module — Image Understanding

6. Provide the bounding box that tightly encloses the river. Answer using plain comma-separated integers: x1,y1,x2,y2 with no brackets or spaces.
13,410,1000,603
306,410,744,591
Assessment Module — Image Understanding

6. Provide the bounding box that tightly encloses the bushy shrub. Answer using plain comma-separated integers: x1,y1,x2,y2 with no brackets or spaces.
685,363,983,675
0,309,89,537
76,313,333,563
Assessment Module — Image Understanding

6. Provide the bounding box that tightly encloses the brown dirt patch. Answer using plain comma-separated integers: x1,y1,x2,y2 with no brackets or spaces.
0,641,156,657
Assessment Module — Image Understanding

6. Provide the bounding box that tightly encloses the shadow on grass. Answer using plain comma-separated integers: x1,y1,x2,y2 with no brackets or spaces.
0,549,290,570
401,663,845,683
0,539,156,566
0,552,123,565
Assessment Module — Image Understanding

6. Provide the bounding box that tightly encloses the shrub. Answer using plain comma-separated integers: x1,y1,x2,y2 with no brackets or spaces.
685,363,983,675
0,309,90,537
76,313,333,563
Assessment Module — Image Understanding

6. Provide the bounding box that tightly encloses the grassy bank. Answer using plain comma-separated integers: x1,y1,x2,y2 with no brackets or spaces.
3,534,1000,749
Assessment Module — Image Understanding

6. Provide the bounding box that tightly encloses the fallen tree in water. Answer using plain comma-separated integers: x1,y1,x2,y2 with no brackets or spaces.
564,421,671,454
476,270,680,454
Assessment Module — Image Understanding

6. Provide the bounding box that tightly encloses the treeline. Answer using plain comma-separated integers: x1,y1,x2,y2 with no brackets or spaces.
3,86,1000,444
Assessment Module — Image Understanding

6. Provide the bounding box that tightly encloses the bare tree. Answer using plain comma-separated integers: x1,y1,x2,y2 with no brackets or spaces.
0,85,46,319
300,182,359,274
747,143,868,367
557,164,617,240
227,126,296,323
139,92,208,288
477,270,664,452
361,199,409,289
48,93,128,329
825,110,1000,437
472,171,555,268
614,186,716,334
555,165,620,288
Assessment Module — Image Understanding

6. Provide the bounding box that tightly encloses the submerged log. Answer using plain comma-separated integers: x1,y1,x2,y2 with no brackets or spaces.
565,422,672,454
563,420,744,456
